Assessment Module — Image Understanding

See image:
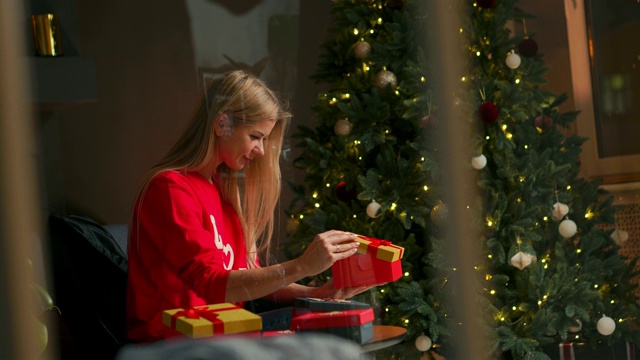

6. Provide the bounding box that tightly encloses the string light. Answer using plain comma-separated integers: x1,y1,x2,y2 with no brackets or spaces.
312,192,318,198
420,76,426,82
314,203,320,208
353,28,359,35
299,215,304,219
329,97,338,104
423,185,429,191
377,17,382,24
390,203,397,210
461,76,467,82
404,272,409,276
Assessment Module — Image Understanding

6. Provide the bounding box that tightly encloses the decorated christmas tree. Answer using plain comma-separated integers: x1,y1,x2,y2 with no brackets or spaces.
285,0,639,359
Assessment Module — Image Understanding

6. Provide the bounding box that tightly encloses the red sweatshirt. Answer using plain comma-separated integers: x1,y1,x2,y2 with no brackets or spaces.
126,170,250,342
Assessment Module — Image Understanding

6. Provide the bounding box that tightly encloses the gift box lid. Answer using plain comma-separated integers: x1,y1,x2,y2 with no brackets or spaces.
291,308,375,330
162,303,262,338
355,236,404,262
293,297,371,312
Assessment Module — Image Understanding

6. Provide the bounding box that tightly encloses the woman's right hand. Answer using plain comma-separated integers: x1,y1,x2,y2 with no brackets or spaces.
297,230,359,277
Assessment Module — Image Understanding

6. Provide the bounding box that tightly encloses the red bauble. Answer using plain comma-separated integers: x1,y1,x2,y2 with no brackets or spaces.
534,115,553,131
476,0,496,9
336,181,357,202
478,102,499,123
518,38,539,58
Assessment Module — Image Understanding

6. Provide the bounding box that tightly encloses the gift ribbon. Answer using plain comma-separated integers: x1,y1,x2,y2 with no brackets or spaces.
171,305,238,334
559,342,575,360
361,236,404,259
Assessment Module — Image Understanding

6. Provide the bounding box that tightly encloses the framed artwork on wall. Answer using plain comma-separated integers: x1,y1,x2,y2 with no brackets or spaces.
564,0,640,184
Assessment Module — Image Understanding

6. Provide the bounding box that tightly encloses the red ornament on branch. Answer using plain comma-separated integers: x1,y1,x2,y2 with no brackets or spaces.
518,38,539,58
534,115,553,132
478,102,499,124
336,181,357,202
476,0,496,9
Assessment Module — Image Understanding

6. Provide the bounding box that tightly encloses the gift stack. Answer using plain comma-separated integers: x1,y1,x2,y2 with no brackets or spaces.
543,341,636,360
332,235,404,288
162,303,262,338
290,297,375,344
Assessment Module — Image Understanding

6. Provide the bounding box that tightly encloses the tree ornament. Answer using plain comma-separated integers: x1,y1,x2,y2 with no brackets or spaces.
386,0,406,11
552,202,569,221
568,319,582,333
597,315,616,336
415,334,432,351
366,200,381,218
286,217,299,234
611,229,629,246
353,40,371,59
559,219,577,238
335,181,357,202
421,115,436,128
471,154,487,170
476,0,496,9
478,102,499,123
518,38,539,58
511,251,536,270
334,118,353,136
374,70,397,89
534,115,553,132
506,52,521,69
430,203,448,226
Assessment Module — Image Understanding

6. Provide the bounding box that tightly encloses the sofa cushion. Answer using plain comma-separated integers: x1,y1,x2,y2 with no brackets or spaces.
48,214,129,360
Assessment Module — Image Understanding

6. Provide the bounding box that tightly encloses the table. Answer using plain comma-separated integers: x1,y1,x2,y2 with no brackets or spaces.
361,325,407,353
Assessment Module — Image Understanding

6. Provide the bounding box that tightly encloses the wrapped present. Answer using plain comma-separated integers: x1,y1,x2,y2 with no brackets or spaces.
162,303,262,338
543,341,636,360
261,330,296,337
292,297,371,312
290,308,375,344
332,236,404,288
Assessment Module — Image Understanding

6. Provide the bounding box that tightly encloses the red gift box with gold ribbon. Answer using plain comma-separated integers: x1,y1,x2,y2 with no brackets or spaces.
161,303,262,338
331,236,404,288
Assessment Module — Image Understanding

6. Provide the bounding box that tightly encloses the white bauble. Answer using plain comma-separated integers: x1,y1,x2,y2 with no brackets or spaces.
415,334,432,352
366,200,381,218
334,118,353,136
471,154,487,170
597,315,616,336
552,202,569,221
568,319,582,333
610,229,629,246
558,219,577,238
506,52,521,69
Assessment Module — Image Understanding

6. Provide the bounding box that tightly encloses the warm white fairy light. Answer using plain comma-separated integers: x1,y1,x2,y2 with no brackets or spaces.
377,17,382,24
515,79,521,84
420,76,426,82
314,203,320,208
330,97,338,104
369,29,374,34
390,203,397,210
476,51,481,56
461,76,467,82
486,135,490,140
423,185,429,191
353,28,359,35
299,214,304,219
404,272,409,276
312,192,318,198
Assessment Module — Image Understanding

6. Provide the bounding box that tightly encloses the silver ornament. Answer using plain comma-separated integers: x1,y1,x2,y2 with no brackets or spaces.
374,70,397,89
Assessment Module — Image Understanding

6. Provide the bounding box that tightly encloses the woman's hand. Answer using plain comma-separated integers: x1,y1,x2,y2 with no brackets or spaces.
297,230,359,277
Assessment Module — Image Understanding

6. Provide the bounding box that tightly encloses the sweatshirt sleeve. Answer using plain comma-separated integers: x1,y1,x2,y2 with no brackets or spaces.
138,172,230,303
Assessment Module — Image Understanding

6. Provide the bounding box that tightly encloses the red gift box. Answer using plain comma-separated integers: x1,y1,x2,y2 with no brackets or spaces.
261,330,296,337
554,341,636,360
290,308,375,344
332,236,404,288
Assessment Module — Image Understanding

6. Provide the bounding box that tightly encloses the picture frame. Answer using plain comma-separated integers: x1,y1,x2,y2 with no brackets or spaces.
564,0,640,184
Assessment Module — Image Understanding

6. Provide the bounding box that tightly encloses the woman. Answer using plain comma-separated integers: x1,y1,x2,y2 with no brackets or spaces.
126,70,364,343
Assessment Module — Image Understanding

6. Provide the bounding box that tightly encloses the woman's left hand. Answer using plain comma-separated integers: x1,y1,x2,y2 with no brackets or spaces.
312,279,376,300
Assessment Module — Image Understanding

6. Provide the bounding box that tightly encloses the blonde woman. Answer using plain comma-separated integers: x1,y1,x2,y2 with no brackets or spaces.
126,70,366,343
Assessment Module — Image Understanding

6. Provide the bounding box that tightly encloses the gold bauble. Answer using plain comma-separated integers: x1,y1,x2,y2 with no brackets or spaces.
374,70,397,89
430,203,448,226
353,40,371,59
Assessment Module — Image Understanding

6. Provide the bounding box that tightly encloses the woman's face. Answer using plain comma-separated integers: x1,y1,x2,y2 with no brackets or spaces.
215,115,277,171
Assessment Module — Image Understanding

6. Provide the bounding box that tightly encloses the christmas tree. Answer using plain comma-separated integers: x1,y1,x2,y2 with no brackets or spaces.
285,0,640,359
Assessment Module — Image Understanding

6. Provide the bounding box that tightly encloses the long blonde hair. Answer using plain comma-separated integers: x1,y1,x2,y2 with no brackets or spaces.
137,70,290,267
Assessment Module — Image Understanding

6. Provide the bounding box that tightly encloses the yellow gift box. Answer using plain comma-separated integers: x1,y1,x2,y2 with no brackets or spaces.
354,236,404,262
162,303,262,338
